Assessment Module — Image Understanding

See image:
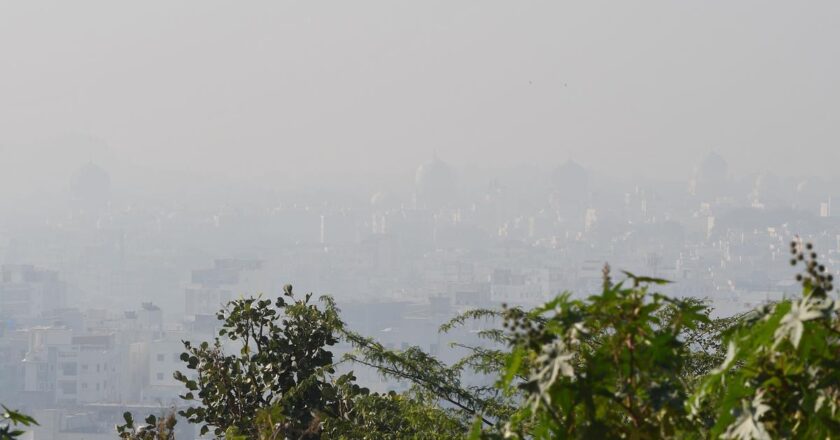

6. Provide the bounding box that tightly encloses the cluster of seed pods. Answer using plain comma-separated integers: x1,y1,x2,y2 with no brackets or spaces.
501,303,545,347
790,240,833,294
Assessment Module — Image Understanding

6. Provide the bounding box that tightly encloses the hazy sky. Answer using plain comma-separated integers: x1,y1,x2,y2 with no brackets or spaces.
1,1,839,189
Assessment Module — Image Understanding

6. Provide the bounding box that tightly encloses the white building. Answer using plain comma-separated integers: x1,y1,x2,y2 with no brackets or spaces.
22,328,119,405
0,265,67,322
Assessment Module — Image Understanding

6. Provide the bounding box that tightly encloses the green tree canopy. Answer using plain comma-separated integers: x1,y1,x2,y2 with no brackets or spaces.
121,241,840,439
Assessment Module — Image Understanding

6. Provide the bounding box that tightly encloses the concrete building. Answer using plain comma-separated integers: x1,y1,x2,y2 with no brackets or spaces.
0,265,67,323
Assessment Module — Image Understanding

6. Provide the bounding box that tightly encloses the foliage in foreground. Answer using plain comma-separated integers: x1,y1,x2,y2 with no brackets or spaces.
691,242,840,439
472,241,840,439
486,272,706,439
116,412,177,440
120,241,840,439
0,405,37,440
173,285,463,439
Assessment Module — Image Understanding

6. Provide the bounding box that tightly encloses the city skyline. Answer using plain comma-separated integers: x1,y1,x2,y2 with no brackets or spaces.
2,2,839,438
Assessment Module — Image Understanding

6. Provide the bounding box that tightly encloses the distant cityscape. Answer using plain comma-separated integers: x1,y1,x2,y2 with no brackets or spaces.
3,152,840,438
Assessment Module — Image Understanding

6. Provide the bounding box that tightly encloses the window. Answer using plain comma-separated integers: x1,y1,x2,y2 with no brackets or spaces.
156,373,164,381
59,380,77,394
157,354,165,362
61,362,77,376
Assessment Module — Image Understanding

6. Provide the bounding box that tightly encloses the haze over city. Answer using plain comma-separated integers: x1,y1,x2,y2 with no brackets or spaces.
2,1,840,189
1,2,840,439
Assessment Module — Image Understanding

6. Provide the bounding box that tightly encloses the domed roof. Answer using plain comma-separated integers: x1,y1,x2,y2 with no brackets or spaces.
415,157,454,188
551,160,588,189
697,152,728,182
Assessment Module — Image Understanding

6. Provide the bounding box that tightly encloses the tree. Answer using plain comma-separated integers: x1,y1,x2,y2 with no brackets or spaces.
116,412,176,440
692,241,840,438
171,284,463,439
119,241,840,439
464,242,840,439
657,297,743,383
340,328,507,428
473,272,708,439
0,406,37,440
318,387,464,439
175,285,351,437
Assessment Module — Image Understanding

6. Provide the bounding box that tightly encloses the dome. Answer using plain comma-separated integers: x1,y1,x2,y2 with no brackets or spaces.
551,160,588,190
414,157,455,208
71,162,111,209
697,152,728,183
415,157,454,188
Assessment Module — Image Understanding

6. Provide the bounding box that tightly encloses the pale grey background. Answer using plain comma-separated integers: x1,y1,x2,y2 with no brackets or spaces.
1,1,838,196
